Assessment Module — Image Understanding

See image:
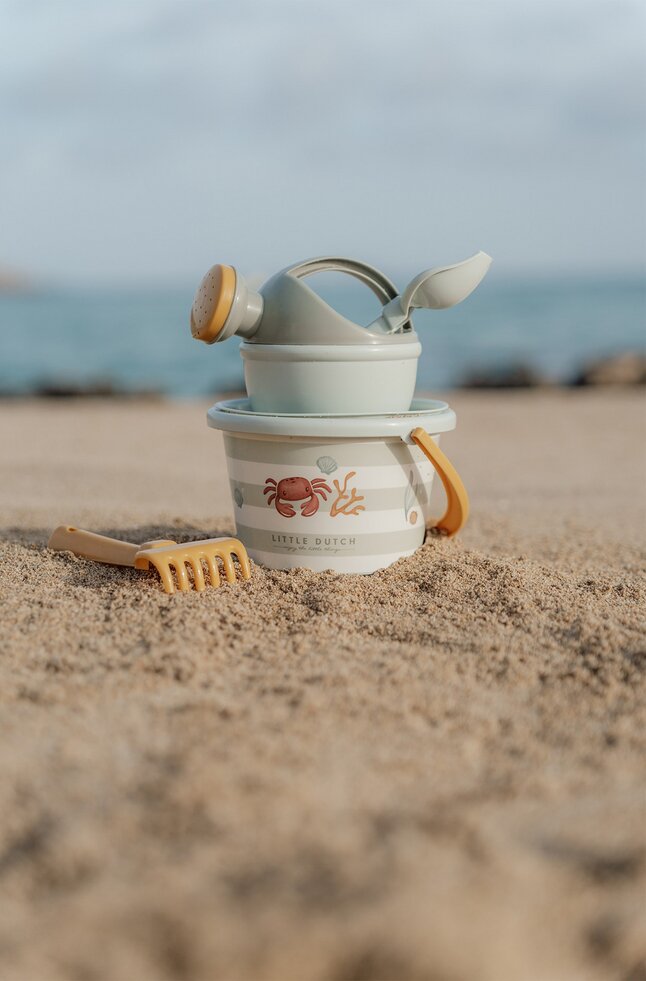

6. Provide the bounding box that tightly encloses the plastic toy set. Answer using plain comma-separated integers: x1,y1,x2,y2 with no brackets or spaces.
197,252,491,574
48,250,490,591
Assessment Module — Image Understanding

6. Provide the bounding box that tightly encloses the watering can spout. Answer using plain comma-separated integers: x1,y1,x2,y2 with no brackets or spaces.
190,264,264,344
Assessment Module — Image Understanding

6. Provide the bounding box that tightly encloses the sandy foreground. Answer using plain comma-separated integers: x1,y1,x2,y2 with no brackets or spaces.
1,390,645,981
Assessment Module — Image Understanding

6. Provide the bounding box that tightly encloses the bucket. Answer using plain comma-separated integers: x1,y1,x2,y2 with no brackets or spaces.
240,340,422,415
207,398,467,574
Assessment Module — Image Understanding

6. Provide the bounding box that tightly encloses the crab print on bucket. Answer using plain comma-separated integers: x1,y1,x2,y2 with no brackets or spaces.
264,476,331,518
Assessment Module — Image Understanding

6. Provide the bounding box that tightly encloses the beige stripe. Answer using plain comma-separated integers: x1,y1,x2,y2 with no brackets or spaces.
223,434,433,467
234,523,425,557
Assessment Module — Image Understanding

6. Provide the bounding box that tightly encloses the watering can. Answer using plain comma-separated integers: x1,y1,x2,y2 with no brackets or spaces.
191,253,492,413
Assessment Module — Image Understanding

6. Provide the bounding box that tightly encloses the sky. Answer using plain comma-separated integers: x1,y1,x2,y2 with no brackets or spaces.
0,0,644,285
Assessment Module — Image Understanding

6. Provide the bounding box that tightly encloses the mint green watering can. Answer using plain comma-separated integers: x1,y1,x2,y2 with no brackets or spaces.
191,253,492,414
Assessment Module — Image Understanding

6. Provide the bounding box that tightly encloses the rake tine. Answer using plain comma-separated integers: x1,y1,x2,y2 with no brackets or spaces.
188,556,206,592
220,551,236,583
150,557,176,595
229,545,251,580
205,554,221,588
171,560,191,592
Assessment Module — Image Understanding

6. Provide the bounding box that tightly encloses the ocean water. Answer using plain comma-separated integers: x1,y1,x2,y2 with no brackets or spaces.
0,275,643,396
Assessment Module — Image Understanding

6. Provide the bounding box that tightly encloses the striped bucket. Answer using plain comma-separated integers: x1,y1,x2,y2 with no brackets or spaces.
207,399,459,574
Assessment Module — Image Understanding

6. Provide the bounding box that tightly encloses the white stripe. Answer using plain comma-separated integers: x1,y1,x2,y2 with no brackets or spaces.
237,504,425,534
226,458,436,489
248,548,418,574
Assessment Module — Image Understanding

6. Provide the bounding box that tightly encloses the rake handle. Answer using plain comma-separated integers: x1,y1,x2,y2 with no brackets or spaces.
47,526,175,567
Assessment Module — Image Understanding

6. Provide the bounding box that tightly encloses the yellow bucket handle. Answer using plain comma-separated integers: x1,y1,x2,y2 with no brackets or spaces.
410,427,469,537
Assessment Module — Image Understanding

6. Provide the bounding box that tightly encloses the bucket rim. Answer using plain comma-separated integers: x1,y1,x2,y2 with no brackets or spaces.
207,397,456,439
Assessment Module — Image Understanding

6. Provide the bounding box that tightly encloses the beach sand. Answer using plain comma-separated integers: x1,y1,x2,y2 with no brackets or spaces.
1,390,645,981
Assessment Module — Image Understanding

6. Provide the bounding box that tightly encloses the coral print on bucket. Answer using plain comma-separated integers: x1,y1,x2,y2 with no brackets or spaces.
330,472,365,517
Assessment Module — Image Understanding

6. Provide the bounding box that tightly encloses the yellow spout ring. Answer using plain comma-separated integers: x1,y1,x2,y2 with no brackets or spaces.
190,263,236,344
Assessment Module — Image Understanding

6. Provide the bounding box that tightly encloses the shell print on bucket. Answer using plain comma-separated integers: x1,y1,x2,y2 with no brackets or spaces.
316,455,338,475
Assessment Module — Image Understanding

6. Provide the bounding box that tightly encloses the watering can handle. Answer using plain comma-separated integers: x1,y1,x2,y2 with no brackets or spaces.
290,256,399,306
410,427,469,537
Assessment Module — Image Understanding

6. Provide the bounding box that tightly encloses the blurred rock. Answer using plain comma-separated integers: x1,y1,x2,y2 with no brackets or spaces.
460,363,547,389
209,385,246,400
0,268,32,293
0,380,165,400
572,352,646,386
36,380,123,398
